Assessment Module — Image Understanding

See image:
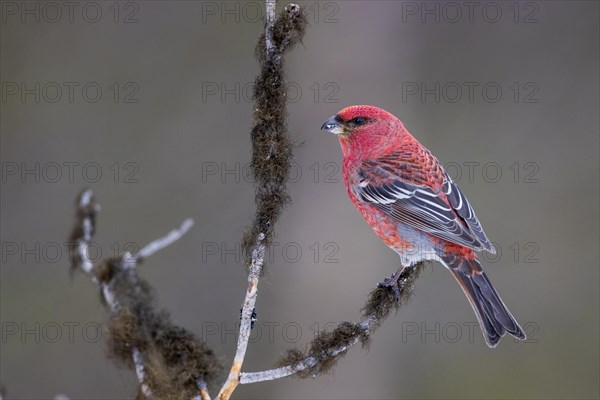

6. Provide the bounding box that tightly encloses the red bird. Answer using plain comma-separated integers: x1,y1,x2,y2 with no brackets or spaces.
322,105,525,347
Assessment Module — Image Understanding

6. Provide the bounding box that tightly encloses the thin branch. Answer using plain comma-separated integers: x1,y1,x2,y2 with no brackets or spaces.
240,357,318,384
71,188,98,274
217,236,265,400
136,218,194,260
239,321,370,384
265,0,276,55
239,265,425,384
197,379,212,400
132,348,153,399
239,329,362,384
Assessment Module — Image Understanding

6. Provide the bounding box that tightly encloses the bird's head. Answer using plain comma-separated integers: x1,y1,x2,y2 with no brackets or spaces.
321,105,405,156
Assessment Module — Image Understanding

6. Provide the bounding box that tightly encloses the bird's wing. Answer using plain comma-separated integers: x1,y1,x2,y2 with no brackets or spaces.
353,153,496,253
441,173,495,253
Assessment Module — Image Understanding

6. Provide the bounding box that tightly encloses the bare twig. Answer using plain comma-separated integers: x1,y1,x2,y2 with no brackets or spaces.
132,348,153,399
69,188,98,274
217,236,266,400
197,380,211,400
136,218,194,260
265,0,276,55
240,356,318,384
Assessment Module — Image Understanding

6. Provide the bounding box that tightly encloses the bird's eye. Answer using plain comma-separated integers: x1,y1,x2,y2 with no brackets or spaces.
352,117,367,125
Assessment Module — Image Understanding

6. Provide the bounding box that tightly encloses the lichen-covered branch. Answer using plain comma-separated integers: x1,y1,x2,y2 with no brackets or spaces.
69,189,153,398
239,264,425,384
241,1,306,263
68,189,219,399
217,2,306,400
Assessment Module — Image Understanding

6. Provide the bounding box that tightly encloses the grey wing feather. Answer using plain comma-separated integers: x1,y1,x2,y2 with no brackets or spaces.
354,171,495,254
442,174,496,253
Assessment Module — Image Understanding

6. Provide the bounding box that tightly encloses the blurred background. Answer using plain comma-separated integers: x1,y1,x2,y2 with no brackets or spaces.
1,1,598,399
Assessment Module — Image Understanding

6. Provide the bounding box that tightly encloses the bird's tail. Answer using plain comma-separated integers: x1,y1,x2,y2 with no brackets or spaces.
438,253,526,347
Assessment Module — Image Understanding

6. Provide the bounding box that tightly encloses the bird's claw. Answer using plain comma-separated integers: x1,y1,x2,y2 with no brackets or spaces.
378,276,402,302
377,276,395,288
378,265,408,302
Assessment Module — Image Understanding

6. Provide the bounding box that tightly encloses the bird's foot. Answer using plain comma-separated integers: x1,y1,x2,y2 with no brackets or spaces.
377,276,398,288
377,267,406,302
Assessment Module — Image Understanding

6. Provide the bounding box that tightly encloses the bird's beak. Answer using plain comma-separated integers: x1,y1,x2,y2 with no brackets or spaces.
321,115,346,135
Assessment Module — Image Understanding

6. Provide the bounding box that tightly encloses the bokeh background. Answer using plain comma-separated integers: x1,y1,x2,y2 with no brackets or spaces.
1,1,599,399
